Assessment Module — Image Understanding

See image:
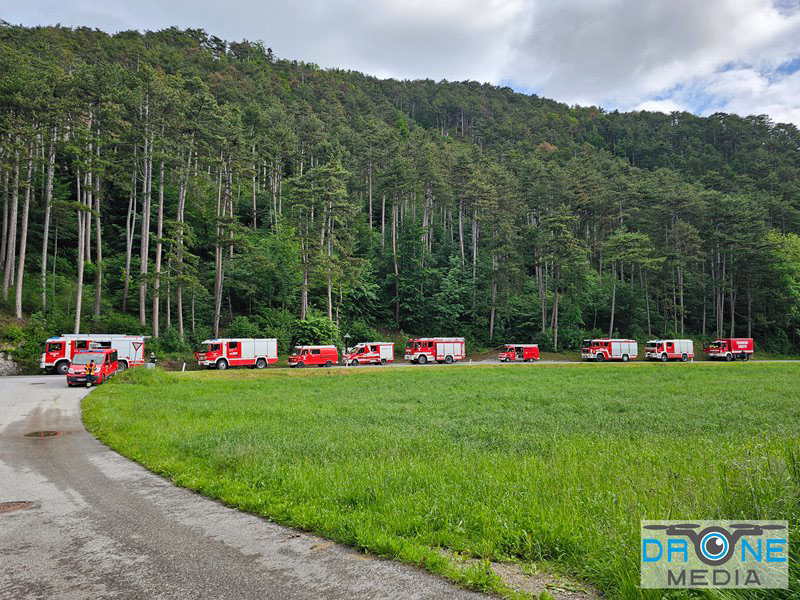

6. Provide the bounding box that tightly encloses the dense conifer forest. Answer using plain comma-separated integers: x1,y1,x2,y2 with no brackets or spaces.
1,23,799,356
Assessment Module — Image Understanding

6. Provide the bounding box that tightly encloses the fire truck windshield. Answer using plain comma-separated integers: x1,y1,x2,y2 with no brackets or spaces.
208,344,220,352
710,341,723,349
46,342,63,352
71,352,104,365
582,339,592,348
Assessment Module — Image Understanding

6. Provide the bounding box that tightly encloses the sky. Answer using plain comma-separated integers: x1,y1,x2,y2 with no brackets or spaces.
4,0,800,125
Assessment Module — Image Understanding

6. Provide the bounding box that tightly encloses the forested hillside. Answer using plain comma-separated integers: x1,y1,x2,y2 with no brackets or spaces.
1,23,799,356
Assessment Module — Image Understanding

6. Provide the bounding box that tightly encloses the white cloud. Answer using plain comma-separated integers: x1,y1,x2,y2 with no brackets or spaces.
4,0,800,124
632,99,686,114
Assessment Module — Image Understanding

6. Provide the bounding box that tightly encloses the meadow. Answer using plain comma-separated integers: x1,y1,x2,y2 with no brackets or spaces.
83,363,800,598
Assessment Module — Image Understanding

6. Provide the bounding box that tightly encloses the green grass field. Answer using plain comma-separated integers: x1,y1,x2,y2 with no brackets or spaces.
83,363,800,598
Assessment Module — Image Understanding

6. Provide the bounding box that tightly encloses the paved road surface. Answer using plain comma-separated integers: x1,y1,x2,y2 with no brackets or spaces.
0,375,484,600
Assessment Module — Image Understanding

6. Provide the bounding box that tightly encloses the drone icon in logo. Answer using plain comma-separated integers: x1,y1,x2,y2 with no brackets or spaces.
643,523,787,566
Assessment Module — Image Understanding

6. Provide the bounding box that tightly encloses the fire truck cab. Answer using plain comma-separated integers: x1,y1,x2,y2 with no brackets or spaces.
498,344,540,362
404,338,465,364
645,339,694,362
344,342,394,366
41,334,145,375
581,338,638,362
195,338,278,370
703,338,753,361
288,345,339,368
66,347,118,387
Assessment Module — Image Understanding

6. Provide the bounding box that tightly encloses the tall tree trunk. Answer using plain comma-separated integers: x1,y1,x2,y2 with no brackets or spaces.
251,142,257,229
213,161,225,337
139,112,152,327
93,136,103,317
489,255,497,340
152,152,165,338
551,266,560,351
14,142,33,319
176,136,193,340
2,141,19,300
74,170,85,334
608,263,617,337
166,256,172,330
458,198,465,265
471,207,478,310
40,126,56,312
381,193,386,249
367,161,373,230
1,142,7,274
392,198,399,323
122,143,138,312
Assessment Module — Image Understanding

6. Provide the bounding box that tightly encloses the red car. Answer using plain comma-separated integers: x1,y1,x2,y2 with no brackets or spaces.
287,345,339,368
66,349,118,387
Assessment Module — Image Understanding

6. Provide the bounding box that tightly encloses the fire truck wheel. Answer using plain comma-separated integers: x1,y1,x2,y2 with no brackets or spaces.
595,353,604,362
660,353,669,362
417,355,427,365
380,359,387,365
255,358,267,369
216,359,229,370
622,354,630,362
56,361,70,375
350,359,359,366
444,355,453,364
681,353,688,362
725,353,733,362
117,361,128,373
296,362,304,368
325,361,333,368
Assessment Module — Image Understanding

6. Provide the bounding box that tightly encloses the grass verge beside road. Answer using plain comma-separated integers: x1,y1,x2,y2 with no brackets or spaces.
83,363,800,598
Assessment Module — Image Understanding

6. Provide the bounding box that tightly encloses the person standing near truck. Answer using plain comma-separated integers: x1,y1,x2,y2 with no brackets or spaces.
85,360,97,388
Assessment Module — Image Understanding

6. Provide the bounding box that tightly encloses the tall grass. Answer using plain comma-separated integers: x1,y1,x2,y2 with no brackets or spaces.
83,363,800,598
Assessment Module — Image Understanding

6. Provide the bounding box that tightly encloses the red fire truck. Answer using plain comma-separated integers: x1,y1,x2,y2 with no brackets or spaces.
404,338,465,364
41,334,145,375
195,338,278,369
645,339,694,362
344,342,394,366
703,338,754,361
498,344,540,362
288,345,339,368
66,348,118,387
581,338,638,362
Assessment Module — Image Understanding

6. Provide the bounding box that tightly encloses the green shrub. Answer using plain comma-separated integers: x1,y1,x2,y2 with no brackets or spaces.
227,315,261,338
292,312,341,347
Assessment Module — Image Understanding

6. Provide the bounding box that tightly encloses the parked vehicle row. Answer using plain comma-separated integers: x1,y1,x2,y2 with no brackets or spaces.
41,333,146,375
581,337,754,362
43,334,757,385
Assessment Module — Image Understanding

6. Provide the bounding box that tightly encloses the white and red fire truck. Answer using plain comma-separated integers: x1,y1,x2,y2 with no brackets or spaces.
703,338,754,361
645,339,694,362
344,342,394,366
404,337,465,364
195,338,278,369
41,334,146,375
581,338,638,362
